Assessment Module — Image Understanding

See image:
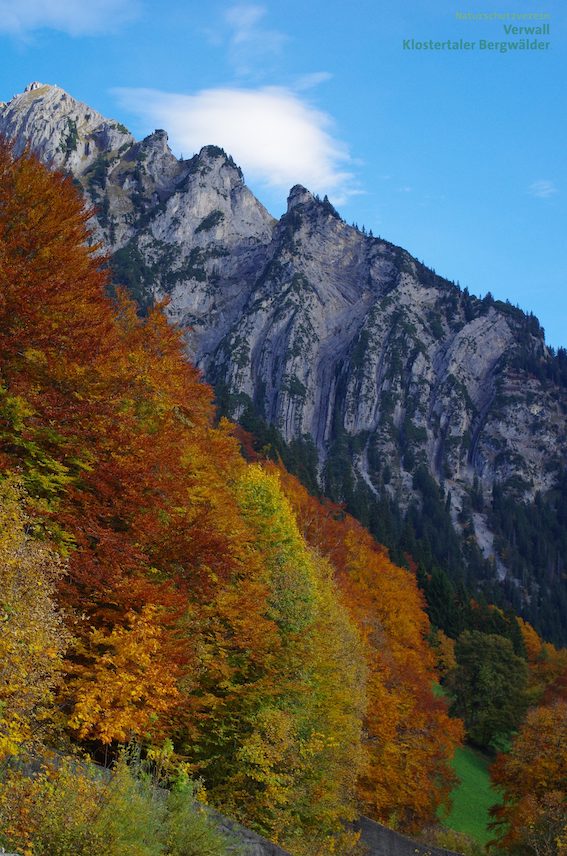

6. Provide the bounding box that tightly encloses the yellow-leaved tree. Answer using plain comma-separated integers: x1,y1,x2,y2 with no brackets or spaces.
0,478,69,760
66,605,180,745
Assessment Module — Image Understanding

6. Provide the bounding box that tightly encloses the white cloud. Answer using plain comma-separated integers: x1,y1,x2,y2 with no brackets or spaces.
114,85,359,203
0,0,139,36
528,179,558,199
223,4,287,76
294,72,333,91
225,3,266,41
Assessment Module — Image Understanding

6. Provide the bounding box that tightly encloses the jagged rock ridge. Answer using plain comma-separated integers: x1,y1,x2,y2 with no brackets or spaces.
2,83,566,642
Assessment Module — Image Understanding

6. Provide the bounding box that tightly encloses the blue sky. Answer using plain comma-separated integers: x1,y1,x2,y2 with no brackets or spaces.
0,0,565,347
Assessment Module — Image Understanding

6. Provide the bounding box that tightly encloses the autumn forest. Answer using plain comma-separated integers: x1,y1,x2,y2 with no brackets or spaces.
0,145,565,855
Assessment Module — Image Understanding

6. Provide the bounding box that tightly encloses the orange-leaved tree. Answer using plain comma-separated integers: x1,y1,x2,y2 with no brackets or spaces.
0,141,264,747
490,699,567,856
518,618,567,707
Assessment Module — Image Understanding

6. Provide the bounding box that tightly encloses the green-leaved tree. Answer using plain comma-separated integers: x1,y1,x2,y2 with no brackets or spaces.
449,630,528,750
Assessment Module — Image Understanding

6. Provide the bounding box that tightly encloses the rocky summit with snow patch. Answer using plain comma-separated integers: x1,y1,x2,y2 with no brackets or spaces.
2,83,566,642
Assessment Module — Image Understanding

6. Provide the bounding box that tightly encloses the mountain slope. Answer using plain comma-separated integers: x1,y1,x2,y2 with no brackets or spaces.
2,82,566,642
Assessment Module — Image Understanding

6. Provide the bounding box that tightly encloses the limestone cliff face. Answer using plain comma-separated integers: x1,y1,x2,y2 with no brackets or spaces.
2,84,566,637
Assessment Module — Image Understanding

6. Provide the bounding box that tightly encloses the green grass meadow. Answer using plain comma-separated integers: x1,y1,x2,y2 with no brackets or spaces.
440,746,499,846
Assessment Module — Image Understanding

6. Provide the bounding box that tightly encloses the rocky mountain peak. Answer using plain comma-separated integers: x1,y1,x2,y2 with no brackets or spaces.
191,144,245,185
287,184,315,210
0,83,134,176
285,184,343,227
144,128,169,150
0,82,275,256
199,144,232,161
125,129,182,191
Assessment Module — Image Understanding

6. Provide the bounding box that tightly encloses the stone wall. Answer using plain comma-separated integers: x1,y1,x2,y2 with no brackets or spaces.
214,810,463,856
354,816,462,856
207,807,292,856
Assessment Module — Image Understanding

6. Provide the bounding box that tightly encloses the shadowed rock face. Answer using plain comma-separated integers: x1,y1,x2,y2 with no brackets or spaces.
2,83,566,638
